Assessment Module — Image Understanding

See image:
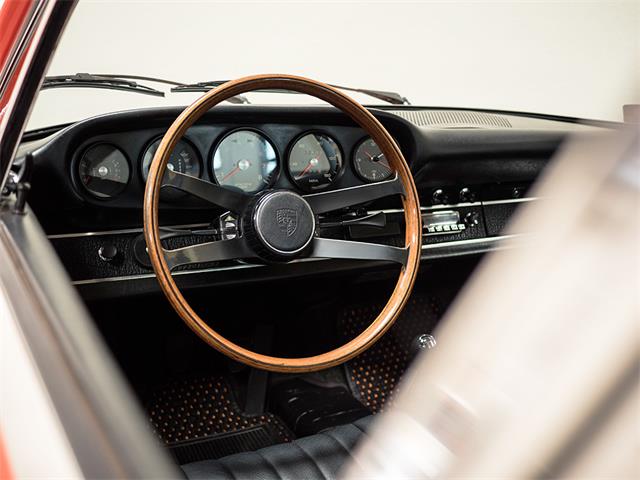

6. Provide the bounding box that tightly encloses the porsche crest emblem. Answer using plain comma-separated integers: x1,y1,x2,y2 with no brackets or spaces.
276,208,298,237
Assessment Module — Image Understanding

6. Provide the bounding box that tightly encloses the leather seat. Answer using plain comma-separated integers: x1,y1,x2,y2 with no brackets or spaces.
181,416,372,480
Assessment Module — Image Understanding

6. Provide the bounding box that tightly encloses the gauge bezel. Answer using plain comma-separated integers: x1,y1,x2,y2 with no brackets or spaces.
139,135,202,183
209,127,280,194
286,130,345,193
75,142,131,200
351,135,394,183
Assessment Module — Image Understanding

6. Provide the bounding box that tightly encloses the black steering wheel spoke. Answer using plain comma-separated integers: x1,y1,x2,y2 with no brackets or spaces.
303,175,403,214
309,237,408,265
162,170,250,213
163,237,253,270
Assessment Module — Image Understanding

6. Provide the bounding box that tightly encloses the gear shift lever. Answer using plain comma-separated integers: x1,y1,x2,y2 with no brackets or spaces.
409,333,437,363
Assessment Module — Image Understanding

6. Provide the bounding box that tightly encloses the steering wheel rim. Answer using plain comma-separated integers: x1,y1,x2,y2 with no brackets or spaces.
143,74,422,372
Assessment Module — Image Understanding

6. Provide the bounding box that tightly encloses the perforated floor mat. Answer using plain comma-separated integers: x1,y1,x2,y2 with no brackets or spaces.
147,375,292,449
339,293,444,413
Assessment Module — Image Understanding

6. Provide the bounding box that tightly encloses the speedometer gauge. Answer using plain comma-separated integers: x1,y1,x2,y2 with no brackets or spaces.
212,130,278,193
288,133,342,191
78,143,130,198
141,137,201,181
353,137,393,182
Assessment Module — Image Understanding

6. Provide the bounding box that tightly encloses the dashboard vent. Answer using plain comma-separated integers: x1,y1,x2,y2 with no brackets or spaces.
389,110,512,129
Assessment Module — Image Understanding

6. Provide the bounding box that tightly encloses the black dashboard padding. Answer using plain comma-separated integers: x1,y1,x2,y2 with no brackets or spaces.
483,203,520,236
412,130,564,188
181,416,373,480
50,232,221,281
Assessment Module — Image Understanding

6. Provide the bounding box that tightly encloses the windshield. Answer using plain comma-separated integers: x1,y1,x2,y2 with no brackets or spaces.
28,1,639,129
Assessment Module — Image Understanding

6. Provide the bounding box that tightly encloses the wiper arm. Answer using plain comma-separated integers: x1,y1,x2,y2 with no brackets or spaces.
41,73,250,104
42,73,165,97
171,80,411,105
90,74,250,104
331,84,411,105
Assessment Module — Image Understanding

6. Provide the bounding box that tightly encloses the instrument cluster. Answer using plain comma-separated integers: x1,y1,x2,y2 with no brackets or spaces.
75,127,394,201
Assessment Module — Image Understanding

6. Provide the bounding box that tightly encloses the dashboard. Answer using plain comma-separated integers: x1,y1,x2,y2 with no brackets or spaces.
75,125,391,202
19,105,611,299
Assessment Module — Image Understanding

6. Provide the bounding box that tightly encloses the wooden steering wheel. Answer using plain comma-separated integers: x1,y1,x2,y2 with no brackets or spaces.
143,74,422,372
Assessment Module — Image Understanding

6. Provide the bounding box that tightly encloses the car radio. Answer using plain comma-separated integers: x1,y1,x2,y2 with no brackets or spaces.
422,210,467,234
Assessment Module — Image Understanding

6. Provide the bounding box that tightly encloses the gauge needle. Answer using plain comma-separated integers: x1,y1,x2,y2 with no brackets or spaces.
296,160,314,179
222,166,240,181
377,160,392,172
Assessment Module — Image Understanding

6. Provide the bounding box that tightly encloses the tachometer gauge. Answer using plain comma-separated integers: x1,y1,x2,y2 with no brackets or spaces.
78,143,130,198
141,137,201,181
212,130,278,193
353,137,393,182
288,133,342,191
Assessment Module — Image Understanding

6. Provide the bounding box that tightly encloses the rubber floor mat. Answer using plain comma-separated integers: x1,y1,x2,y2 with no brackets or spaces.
147,375,292,450
339,293,444,413
169,426,277,464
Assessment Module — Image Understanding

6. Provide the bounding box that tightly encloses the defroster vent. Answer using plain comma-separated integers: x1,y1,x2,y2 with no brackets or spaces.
389,109,511,129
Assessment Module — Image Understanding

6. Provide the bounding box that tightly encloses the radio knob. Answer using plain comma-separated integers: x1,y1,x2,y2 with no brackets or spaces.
464,211,480,227
432,188,448,205
459,187,476,203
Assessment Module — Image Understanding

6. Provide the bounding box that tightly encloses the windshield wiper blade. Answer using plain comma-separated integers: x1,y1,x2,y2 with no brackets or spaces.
42,73,165,97
171,80,411,105
91,74,251,103
41,73,251,104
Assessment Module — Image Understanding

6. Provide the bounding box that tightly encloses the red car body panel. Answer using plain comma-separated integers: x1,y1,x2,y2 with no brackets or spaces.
0,0,35,113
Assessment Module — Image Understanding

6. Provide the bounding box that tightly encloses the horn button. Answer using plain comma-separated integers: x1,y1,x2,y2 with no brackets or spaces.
245,190,316,260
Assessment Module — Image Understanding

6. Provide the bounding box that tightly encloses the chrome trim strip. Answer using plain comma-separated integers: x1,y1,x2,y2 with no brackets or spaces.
71,257,327,286
423,202,481,210
70,234,523,286
369,203,480,215
47,223,209,239
370,197,536,215
47,198,538,240
421,234,523,250
482,197,539,206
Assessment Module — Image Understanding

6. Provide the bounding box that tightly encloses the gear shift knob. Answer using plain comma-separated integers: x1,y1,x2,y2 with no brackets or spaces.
409,333,437,363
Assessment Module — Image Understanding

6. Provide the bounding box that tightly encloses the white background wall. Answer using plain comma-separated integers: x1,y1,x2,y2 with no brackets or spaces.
29,0,639,128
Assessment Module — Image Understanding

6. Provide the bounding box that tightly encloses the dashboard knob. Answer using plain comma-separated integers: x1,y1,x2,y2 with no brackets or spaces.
459,187,476,203
464,211,480,227
98,244,119,263
432,188,448,205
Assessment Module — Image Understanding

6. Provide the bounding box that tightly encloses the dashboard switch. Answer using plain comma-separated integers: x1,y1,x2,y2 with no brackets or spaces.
98,244,119,263
431,188,448,205
459,187,476,203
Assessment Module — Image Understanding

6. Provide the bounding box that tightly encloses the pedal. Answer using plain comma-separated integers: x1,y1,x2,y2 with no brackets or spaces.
269,379,370,437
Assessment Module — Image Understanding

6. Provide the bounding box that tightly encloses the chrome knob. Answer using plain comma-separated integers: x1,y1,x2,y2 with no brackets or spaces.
459,187,476,203
432,188,448,204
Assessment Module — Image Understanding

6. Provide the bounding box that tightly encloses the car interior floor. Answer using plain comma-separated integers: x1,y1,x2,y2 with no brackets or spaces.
88,256,478,463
